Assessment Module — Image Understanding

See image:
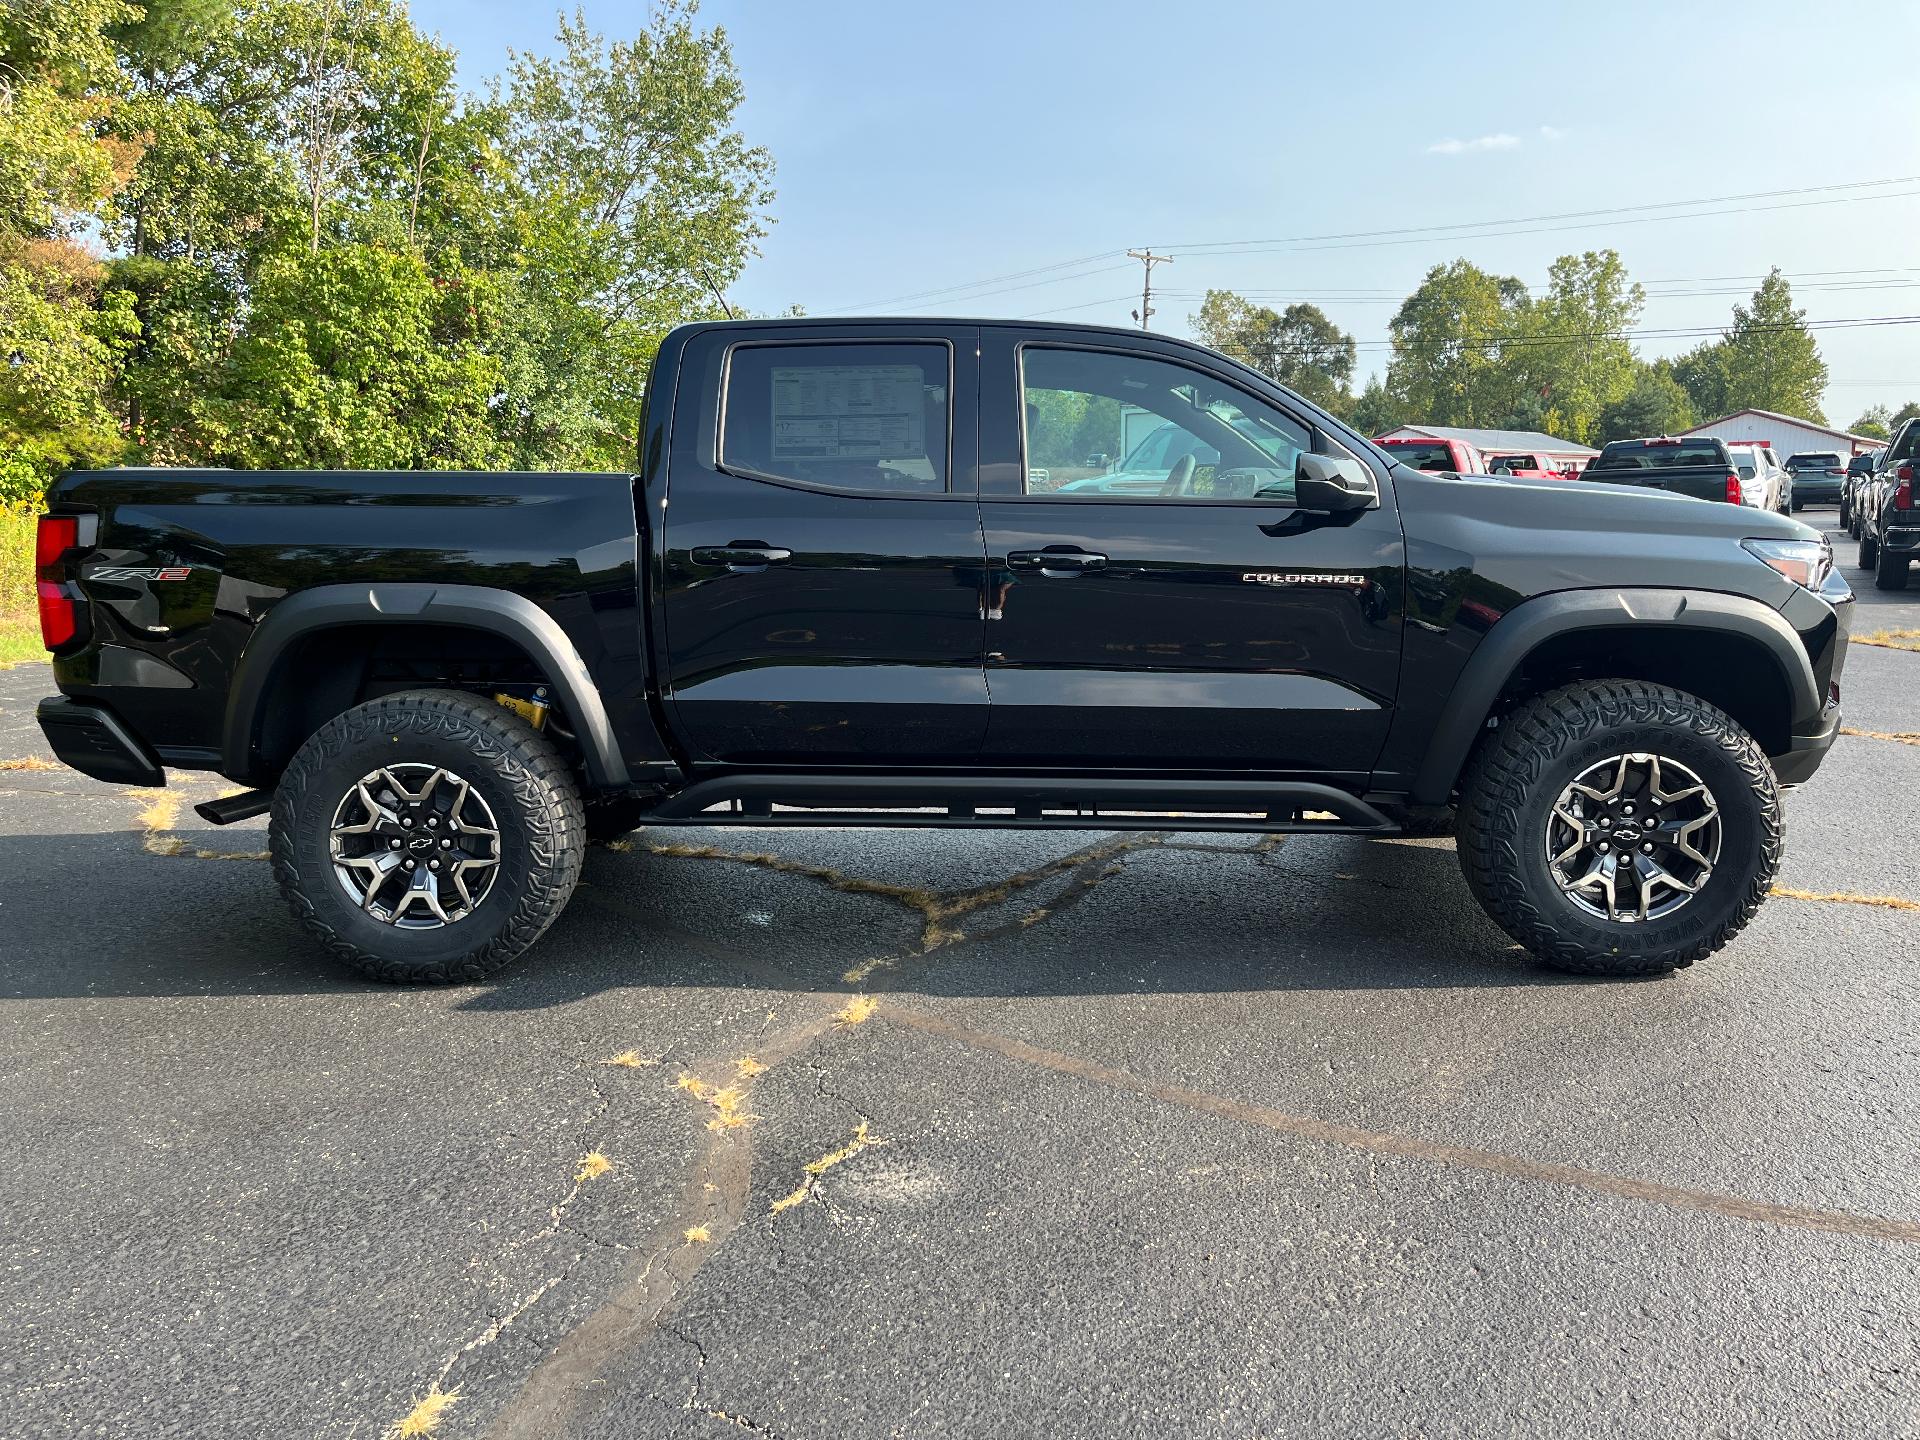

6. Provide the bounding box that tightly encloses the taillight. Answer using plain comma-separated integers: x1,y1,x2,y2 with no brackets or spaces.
1897,462,1913,510
1725,473,1742,503
35,514,80,651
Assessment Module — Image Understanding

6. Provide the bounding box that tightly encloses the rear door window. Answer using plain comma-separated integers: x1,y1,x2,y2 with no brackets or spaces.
721,342,950,494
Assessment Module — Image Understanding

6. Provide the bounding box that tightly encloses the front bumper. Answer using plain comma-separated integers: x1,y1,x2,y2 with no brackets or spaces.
1771,700,1842,787
36,696,165,787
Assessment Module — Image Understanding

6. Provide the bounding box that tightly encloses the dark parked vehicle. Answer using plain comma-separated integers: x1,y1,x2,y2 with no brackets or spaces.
1842,451,1880,535
33,319,1850,985
1784,451,1846,509
1581,436,1744,504
1856,419,1919,590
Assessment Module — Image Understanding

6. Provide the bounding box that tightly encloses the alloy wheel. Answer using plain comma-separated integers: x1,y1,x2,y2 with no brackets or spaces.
1544,752,1721,923
328,764,501,927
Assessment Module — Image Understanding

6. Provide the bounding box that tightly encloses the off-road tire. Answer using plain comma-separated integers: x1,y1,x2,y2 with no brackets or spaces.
1859,529,1878,569
1876,544,1910,590
1457,680,1782,978
270,689,585,984
585,793,652,843
1838,495,1850,529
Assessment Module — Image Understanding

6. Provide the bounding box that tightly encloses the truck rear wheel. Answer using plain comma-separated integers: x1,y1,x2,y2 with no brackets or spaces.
1875,544,1910,590
270,689,585,984
1859,530,1878,569
1457,681,1782,978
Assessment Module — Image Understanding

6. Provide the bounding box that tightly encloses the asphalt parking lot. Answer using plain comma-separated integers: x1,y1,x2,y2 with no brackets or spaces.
2,513,1916,1440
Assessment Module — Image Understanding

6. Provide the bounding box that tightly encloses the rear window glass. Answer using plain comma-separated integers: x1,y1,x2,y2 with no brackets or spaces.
721,342,949,494
1383,442,1458,472
1591,440,1725,470
1786,453,1841,469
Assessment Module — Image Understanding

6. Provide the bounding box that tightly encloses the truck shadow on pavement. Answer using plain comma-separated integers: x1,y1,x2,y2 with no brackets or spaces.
0,827,1591,1004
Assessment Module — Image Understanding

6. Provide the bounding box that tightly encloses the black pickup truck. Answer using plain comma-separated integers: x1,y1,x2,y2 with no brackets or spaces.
1580,435,1745,505
33,319,1852,984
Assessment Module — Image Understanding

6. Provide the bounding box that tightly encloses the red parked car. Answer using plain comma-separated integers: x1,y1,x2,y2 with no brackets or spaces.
1488,452,1573,479
1376,436,1487,474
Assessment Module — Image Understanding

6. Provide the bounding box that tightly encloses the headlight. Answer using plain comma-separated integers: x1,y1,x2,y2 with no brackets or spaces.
1742,537,1831,589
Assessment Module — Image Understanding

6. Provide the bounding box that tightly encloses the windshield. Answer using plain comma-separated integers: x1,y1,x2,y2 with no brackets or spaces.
1121,424,1218,473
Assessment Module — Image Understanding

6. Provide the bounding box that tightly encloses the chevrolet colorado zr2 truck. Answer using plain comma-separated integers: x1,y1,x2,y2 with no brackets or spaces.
31,319,1853,984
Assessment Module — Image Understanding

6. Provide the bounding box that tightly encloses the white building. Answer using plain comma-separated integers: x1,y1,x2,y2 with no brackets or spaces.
1681,408,1881,459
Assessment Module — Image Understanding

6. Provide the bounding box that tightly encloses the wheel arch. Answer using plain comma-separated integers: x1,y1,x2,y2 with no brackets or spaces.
223,584,632,788
1411,589,1819,805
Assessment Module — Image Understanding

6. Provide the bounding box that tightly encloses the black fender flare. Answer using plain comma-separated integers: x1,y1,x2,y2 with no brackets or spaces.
1411,587,1819,805
222,583,630,787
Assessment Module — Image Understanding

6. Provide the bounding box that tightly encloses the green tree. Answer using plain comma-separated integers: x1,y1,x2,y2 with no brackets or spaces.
1598,362,1694,443
1716,268,1828,422
1520,250,1643,443
1384,260,1532,429
0,0,138,234
1851,403,1892,440
1344,375,1400,437
217,245,503,469
1891,401,1920,429
1671,340,1730,422
490,4,775,468
0,0,142,493
1190,291,1356,411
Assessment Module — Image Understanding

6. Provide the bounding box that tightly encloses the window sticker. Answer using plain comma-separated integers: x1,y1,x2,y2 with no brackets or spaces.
771,365,927,459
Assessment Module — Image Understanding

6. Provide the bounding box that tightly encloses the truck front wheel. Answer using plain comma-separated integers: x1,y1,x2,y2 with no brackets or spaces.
1457,681,1782,977
270,689,586,984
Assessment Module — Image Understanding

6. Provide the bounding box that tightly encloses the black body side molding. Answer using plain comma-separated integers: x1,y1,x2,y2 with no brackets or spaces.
221,584,635,788
1410,588,1821,806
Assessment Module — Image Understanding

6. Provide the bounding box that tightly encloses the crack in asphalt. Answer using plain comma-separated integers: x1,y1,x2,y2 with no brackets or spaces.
478,831,1160,1436
877,1001,1920,1249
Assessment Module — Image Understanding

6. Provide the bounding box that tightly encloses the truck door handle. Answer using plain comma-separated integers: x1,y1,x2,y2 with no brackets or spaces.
692,543,793,569
1007,549,1107,574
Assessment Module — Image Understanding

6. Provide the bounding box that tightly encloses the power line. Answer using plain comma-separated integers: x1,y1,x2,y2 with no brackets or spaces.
831,251,1126,312
817,175,1920,316
1151,175,1920,255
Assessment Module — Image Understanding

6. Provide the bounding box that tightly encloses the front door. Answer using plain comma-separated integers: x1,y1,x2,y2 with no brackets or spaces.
976,330,1403,779
658,325,988,764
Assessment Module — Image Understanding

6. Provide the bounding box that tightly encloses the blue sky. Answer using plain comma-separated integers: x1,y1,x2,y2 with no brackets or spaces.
409,0,1920,425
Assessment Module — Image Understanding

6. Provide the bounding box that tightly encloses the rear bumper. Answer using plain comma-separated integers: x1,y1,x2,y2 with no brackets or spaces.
1771,700,1842,788
1883,523,1920,553
36,696,165,787
1793,480,1842,502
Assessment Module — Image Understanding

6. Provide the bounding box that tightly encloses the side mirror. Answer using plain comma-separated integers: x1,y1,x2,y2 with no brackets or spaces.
1295,452,1377,512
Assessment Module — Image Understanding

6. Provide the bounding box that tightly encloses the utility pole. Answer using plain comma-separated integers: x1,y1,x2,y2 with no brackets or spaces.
1127,248,1172,330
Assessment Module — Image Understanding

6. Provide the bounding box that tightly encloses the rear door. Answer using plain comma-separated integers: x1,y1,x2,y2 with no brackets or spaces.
657,324,988,764
975,328,1404,778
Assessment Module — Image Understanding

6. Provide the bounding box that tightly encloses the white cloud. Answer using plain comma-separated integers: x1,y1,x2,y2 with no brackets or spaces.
1426,133,1522,156
1538,124,1567,142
